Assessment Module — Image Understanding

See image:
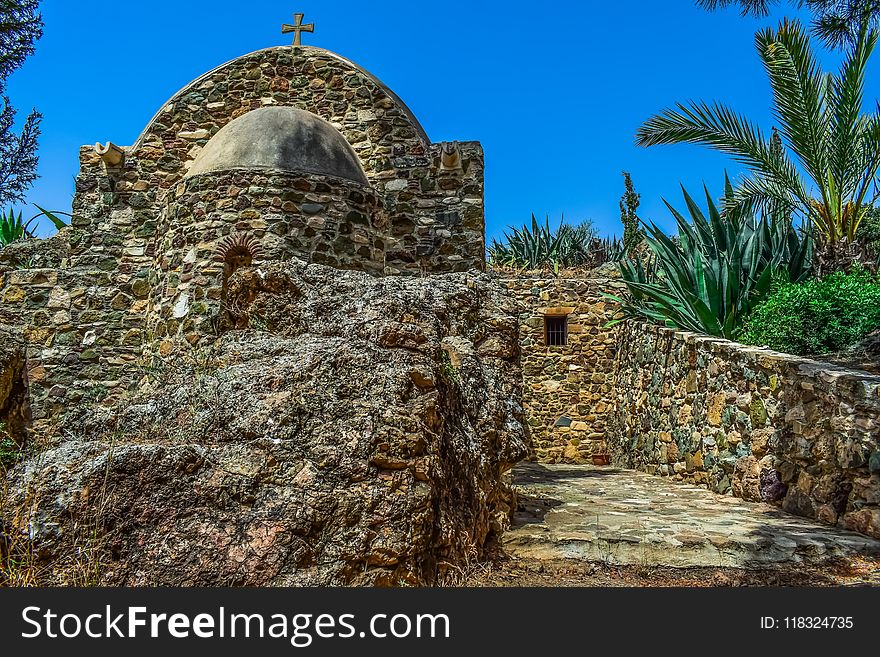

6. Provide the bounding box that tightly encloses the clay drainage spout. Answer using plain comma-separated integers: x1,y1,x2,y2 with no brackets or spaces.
95,141,125,167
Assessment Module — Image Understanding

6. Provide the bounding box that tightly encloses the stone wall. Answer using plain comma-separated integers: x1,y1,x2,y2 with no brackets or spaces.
608,322,880,539
497,268,880,540
0,45,486,422
496,271,623,463
117,45,484,276
0,224,150,420
149,170,384,347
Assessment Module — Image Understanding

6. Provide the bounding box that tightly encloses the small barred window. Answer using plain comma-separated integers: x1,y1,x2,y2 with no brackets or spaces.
544,315,568,347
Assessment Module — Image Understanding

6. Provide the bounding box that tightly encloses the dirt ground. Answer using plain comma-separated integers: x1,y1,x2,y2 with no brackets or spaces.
462,554,880,587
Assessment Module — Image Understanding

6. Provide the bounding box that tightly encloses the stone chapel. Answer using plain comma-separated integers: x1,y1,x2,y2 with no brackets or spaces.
0,25,485,419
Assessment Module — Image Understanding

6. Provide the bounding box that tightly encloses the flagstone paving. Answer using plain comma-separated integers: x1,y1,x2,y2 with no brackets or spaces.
505,463,880,568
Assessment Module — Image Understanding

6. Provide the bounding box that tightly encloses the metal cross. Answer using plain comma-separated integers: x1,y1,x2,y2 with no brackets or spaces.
282,13,314,46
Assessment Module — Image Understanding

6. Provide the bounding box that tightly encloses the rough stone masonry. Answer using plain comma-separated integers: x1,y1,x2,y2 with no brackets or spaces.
0,39,526,585
494,267,879,541
609,323,880,540
0,44,486,422
496,268,626,463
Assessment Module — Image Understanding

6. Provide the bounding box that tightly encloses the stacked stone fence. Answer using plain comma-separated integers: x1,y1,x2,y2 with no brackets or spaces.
608,322,880,539
497,269,880,539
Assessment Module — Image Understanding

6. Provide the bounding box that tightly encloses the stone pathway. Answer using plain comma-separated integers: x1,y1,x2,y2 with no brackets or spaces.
505,463,880,568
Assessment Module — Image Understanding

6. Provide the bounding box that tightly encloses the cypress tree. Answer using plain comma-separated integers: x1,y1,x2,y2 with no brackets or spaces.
0,0,43,205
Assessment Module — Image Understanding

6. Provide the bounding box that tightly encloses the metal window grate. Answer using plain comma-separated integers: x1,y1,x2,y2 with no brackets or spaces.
544,315,568,347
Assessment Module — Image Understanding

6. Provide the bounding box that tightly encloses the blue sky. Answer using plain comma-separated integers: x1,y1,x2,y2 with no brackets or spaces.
7,0,871,241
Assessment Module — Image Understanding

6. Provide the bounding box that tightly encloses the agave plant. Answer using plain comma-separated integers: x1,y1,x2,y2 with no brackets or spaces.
32,205,69,231
488,214,604,271
0,205,69,247
0,209,32,246
608,184,813,338
593,236,627,266
637,18,880,275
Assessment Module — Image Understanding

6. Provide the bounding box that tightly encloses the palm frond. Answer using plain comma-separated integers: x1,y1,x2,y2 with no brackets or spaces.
756,19,831,190
637,100,810,209
641,16,880,271
828,21,877,200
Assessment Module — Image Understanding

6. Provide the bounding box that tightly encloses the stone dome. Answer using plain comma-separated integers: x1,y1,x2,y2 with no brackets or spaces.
186,107,369,184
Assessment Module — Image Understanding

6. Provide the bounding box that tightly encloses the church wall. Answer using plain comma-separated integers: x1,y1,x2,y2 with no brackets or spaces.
8,46,485,422
0,262,148,421
496,272,624,463
383,141,484,274
148,170,384,347
89,47,482,277
0,148,154,420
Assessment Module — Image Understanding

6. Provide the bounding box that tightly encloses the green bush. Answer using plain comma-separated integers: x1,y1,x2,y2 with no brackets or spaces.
857,206,880,245
0,432,21,472
857,206,880,265
738,268,880,355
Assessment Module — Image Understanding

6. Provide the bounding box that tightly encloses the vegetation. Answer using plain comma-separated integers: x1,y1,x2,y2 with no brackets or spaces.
637,17,880,275
0,204,68,246
0,429,20,472
612,1,880,360
856,205,880,259
0,418,109,586
739,266,880,353
488,214,623,271
0,1,43,205
619,171,645,253
609,183,813,338
697,0,880,48
0,207,29,245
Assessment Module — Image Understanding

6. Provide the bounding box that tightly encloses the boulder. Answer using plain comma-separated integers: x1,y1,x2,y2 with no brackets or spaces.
3,261,528,585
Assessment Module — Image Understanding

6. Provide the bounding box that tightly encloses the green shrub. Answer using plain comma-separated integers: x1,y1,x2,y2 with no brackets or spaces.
857,206,880,245
857,206,880,265
738,268,880,355
0,430,21,472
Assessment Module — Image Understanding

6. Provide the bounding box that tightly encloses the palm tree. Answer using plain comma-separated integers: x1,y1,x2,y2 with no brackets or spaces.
636,18,880,274
697,0,880,48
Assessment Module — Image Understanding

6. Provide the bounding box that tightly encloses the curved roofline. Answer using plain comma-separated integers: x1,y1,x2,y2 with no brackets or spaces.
132,46,430,151
185,106,370,185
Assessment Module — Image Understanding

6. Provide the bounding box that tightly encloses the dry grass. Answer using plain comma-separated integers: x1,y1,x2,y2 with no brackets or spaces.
436,532,506,587
0,426,111,587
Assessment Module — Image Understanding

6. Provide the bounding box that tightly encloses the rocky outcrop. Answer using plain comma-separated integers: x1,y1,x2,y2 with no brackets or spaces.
3,261,527,585
0,324,28,439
